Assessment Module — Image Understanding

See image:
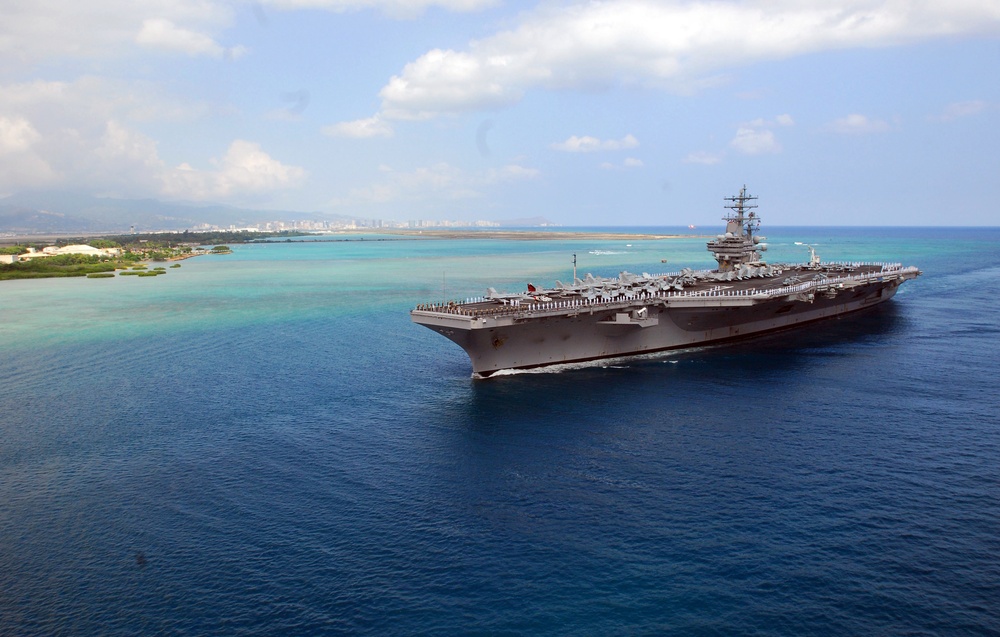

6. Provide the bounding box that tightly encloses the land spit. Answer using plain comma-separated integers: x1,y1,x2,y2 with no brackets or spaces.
1,229,707,248
354,229,705,241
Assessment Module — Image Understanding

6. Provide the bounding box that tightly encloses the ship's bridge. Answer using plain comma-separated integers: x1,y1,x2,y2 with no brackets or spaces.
707,185,768,271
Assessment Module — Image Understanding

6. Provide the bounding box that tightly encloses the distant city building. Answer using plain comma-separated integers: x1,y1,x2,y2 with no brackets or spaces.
169,215,515,233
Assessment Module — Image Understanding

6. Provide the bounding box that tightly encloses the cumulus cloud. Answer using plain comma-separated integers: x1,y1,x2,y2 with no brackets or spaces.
374,0,1000,120
743,115,795,129
730,127,780,154
728,114,793,155
0,115,54,189
261,0,499,19
379,48,527,120
1,0,504,66
551,134,639,153
136,18,226,57
0,116,166,195
0,78,168,194
0,78,304,200
0,77,236,197
323,116,394,138
0,116,41,155
95,121,165,174
684,114,792,163
163,140,307,199
825,113,891,134
1,0,243,65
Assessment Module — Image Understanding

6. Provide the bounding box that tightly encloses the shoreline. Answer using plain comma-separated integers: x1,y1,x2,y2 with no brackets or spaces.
1,229,705,247
332,229,706,241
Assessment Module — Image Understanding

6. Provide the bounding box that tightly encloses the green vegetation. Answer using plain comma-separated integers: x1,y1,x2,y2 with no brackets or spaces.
91,229,305,247
87,272,116,279
0,229,309,282
0,255,117,280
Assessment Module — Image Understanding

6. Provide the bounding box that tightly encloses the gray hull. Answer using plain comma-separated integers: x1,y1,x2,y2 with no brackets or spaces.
412,268,917,377
411,186,922,377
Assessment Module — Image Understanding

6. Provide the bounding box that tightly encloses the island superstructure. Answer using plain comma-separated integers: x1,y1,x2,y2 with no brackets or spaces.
411,186,921,378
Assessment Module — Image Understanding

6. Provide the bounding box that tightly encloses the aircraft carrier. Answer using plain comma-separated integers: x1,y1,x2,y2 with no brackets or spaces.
411,186,921,377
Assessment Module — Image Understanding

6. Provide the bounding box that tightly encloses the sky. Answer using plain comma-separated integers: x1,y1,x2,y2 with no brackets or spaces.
1,0,998,226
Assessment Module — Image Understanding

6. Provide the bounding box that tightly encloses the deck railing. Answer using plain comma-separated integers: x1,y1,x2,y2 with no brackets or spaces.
413,264,917,318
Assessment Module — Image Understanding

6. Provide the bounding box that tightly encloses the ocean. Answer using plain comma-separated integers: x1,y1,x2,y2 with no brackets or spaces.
1,227,998,635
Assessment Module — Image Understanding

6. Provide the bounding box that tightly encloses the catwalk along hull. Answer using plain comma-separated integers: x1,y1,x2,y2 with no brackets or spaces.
410,186,921,377
411,264,919,377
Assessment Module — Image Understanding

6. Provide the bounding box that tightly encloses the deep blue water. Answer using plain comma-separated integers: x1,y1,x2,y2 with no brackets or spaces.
1,227,999,635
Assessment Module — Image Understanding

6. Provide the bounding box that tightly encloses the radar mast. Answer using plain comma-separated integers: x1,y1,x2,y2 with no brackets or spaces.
706,185,767,271
723,185,759,240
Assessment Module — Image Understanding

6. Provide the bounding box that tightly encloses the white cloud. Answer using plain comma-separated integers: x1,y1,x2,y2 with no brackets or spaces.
0,77,209,130
745,115,795,129
0,0,505,67
489,164,540,181
934,100,988,121
0,77,226,197
379,48,527,120
261,0,499,19
825,113,891,134
0,115,53,189
0,116,166,196
375,0,1000,119
323,116,394,138
551,134,639,152
0,77,303,200
136,18,226,57
730,127,780,155
729,114,792,155
227,45,250,61
95,121,165,176
0,116,41,155
600,157,644,170
0,78,166,194
684,151,725,165
218,140,306,194
1,0,242,65
0,115,305,201
164,140,307,199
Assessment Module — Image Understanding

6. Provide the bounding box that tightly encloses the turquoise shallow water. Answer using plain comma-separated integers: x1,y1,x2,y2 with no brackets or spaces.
1,227,999,635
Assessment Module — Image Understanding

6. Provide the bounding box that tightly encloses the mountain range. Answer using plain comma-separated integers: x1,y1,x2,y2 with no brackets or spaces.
0,191,553,234
0,191,344,234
